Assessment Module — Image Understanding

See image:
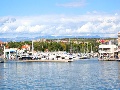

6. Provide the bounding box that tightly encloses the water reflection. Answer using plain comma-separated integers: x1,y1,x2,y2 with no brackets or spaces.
0,60,120,89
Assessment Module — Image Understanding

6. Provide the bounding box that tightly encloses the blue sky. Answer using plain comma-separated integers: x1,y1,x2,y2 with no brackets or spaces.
0,0,120,38
0,0,119,16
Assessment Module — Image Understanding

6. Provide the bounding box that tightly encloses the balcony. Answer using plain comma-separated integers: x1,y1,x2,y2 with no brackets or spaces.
99,50,111,53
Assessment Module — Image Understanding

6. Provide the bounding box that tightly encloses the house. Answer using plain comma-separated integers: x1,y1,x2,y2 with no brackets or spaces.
21,44,31,51
98,42,118,60
0,41,3,46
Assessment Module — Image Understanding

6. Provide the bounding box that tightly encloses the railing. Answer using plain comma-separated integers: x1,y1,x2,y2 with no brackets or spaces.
99,50,111,53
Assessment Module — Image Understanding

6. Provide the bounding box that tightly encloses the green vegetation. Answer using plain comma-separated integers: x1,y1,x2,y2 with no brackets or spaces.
7,41,32,49
6,38,100,53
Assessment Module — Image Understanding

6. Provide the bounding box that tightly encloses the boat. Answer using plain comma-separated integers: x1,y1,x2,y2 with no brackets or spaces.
18,52,74,62
18,53,33,60
0,58,5,63
79,53,90,59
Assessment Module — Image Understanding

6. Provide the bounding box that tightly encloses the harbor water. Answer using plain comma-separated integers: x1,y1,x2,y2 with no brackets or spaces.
0,59,120,90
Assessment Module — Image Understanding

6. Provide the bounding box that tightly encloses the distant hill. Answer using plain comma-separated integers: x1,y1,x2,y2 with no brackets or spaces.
0,35,102,42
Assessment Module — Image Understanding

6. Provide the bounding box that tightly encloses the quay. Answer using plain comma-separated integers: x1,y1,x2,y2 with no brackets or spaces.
98,58,120,61
20,59,73,62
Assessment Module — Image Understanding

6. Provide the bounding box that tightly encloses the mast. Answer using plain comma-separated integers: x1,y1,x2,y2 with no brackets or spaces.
32,40,34,55
4,46,5,58
91,44,92,53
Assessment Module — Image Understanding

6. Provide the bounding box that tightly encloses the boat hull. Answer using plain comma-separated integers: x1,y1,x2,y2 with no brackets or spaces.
0,58,5,63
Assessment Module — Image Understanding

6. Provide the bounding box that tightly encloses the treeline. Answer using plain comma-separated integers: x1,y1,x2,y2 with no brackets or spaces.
6,38,100,53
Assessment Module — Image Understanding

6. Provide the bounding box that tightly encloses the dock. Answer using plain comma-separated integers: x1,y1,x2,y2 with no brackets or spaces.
98,57,120,61
19,59,73,62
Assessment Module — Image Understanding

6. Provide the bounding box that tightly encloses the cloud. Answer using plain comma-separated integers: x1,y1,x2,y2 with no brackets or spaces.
56,0,87,7
15,26,26,33
0,17,16,26
29,25,46,33
0,13,120,38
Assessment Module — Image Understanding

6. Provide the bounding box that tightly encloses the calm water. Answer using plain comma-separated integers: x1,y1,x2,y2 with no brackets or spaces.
0,59,120,90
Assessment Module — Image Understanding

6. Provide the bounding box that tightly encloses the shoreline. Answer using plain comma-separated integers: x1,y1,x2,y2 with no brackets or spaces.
20,59,73,62
5,59,74,63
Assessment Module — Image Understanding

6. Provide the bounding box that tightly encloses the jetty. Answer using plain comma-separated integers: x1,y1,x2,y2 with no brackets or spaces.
20,59,73,62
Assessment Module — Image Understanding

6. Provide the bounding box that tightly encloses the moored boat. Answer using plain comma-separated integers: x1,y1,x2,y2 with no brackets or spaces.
0,58,5,63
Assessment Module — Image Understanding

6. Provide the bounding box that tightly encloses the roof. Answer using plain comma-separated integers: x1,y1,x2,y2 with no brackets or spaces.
0,41,3,44
21,45,30,49
4,48,17,52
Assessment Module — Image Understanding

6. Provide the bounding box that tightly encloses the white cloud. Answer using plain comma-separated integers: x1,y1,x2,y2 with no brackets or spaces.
2,26,9,32
0,13,120,38
15,26,26,33
77,22,93,33
29,25,46,33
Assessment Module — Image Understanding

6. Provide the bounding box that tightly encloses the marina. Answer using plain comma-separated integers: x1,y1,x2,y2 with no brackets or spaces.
0,0,120,89
1,34,120,89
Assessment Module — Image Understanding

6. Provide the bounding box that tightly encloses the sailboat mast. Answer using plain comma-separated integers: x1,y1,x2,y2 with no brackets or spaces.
32,40,34,55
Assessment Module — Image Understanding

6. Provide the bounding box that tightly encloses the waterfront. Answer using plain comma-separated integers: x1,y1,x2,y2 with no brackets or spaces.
0,59,120,90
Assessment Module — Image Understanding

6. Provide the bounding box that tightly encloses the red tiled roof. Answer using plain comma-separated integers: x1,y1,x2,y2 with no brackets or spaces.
21,45,30,49
0,41,3,44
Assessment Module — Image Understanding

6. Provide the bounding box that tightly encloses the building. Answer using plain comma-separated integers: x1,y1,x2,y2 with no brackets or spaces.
4,48,17,59
98,41,118,60
21,44,31,51
118,32,120,59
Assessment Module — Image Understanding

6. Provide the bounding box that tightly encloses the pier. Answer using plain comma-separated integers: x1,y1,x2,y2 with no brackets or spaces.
20,59,73,62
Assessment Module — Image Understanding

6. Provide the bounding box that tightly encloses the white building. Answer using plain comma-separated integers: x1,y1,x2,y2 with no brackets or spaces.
118,32,120,59
98,43,118,60
4,48,17,59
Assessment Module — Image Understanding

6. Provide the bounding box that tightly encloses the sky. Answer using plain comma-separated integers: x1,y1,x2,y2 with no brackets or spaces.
0,0,120,38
